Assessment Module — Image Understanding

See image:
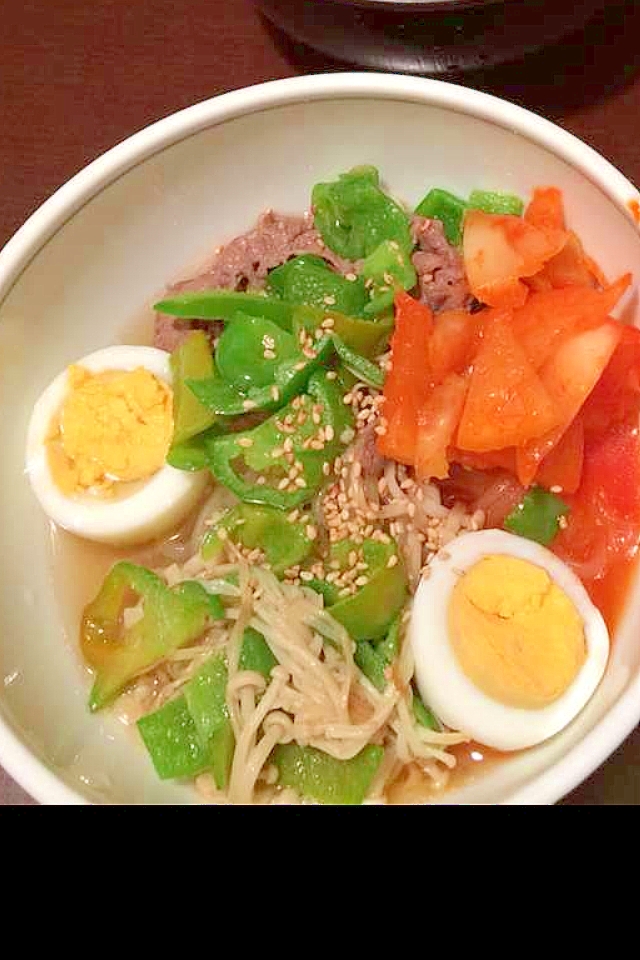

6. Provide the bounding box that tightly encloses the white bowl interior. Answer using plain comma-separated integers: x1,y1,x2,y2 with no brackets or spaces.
2,80,640,803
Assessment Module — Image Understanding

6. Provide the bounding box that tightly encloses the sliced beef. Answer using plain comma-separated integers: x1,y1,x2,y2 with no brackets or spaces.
411,215,471,313
154,210,357,351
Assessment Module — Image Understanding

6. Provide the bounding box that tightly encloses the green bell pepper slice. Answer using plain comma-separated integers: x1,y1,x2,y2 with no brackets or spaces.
320,538,407,641
154,289,295,331
412,692,442,732
137,629,279,787
414,187,468,246
354,638,388,692
214,312,299,391
170,330,218,447
292,304,393,359
138,652,234,787
183,654,234,789
272,742,384,804
354,613,403,691
312,165,413,261
207,368,354,510
503,486,569,546
186,335,334,417
355,619,442,731
266,255,369,317
239,627,278,679
81,562,224,712
331,335,385,389
166,424,223,472
359,238,417,317
137,694,216,781
468,189,524,217
266,254,327,297
415,186,525,248
201,502,315,576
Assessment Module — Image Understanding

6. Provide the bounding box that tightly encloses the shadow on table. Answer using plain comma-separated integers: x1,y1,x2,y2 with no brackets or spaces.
260,0,640,120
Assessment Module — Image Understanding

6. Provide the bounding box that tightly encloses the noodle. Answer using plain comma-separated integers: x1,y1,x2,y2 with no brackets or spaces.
116,357,482,804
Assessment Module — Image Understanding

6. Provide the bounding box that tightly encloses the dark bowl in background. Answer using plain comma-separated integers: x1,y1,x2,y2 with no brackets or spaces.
255,0,608,75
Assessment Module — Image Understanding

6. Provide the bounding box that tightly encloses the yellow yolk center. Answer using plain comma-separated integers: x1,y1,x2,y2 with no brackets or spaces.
448,554,586,709
46,365,174,496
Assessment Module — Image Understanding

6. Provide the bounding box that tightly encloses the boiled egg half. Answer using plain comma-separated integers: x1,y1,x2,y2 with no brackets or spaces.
25,345,208,546
409,529,610,751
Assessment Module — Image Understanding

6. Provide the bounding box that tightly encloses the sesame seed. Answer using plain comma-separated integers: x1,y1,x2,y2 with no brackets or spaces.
242,399,257,411
387,554,399,568
237,437,253,448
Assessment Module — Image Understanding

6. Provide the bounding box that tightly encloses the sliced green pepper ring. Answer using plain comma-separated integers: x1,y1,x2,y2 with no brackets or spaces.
272,741,384,805
81,561,223,712
414,187,468,246
207,368,354,510
201,502,315,576
324,538,407,641
167,424,223,472
292,304,393,359
215,312,299,391
359,238,417,318
331,335,385,389
312,165,413,261
170,330,217,446
154,289,295,331
266,254,369,318
185,335,335,417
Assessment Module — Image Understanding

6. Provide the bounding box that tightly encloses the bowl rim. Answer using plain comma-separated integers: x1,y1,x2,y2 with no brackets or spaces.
1,71,640,805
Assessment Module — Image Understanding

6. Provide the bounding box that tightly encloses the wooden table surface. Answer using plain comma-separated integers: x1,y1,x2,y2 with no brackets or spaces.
2,0,640,805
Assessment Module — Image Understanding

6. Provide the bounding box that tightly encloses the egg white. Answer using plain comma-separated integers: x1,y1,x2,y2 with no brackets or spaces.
409,529,610,752
25,345,208,547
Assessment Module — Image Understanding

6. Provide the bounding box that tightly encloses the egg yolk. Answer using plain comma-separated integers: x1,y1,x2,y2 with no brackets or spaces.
46,365,174,496
448,554,586,710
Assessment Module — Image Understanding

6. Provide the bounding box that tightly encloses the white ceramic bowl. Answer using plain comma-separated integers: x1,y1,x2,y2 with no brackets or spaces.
1,73,640,805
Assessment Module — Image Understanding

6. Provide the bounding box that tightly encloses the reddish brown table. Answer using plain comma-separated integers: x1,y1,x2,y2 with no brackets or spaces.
2,0,640,804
